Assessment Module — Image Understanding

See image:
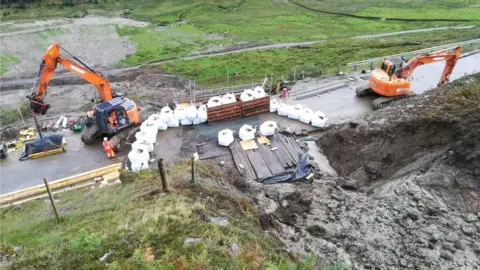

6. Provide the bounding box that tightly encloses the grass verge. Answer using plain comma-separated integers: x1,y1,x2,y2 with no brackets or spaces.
0,161,315,269
0,102,31,127
160,28,480,87
0,54,20,75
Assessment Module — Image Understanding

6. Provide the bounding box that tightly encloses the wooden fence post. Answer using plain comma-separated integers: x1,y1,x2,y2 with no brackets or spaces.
191,156,196,184
43,178,60,222
157,159,169,192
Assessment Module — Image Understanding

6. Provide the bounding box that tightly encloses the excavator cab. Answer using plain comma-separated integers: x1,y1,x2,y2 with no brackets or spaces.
94,97,136,134
380,57,406,78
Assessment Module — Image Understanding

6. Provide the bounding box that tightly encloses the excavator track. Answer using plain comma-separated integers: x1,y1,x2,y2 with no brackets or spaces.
355,83,372,97
81,124,99,145
109,127,137,152
372,92,417,110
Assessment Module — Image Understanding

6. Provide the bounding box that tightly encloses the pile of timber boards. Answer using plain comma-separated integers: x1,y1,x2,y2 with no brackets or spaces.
229,133,304,181
207,96,270,124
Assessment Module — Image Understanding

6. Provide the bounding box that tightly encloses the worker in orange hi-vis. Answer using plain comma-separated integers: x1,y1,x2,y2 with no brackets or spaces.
102,137,115,159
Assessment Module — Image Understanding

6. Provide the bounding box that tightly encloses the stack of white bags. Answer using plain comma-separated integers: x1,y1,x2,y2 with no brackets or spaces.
270,99,328,128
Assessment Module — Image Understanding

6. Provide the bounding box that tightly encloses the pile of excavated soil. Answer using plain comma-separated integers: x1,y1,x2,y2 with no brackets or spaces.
248,73,480,269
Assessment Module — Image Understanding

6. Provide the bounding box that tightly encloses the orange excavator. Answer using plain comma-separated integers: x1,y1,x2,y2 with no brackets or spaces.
27,43,140,148
356,46,462,109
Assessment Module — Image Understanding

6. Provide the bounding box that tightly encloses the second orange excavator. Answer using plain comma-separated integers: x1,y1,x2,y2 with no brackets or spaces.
27,43,140,149
356,46,462,109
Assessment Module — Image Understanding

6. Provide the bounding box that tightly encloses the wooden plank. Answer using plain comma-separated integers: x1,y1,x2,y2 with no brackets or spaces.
197,142,231,160
276,133,299,162
229,140,256,180
245,148,272,179
286,136,304,154
270,134,296,168
257,143,284,175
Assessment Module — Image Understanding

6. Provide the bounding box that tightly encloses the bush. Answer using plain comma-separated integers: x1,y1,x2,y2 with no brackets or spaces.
68,229,102,254
0,102,31,126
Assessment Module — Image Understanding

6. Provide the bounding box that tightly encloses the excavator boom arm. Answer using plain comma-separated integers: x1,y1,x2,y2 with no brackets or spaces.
397,46,462,86
31,43,112,102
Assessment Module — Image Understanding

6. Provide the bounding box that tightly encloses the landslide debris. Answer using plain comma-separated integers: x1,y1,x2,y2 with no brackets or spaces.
250,73,480,269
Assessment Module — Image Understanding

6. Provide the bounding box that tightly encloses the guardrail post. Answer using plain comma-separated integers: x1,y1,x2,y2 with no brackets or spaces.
370,62,374,70
157,159,170,192
43,178,60,222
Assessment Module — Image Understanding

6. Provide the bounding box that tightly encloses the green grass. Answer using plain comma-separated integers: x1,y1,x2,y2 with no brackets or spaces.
293,0,480,20
0,162,316,269
161,28,480,87
0,54,20,75
116,24,232,65
0,102,30,126
38,28,72,40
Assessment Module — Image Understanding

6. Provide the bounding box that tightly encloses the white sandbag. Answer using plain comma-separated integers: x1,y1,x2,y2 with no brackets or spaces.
138,123,158,143
222,93,236,105
147,114,163,130
311,111,328,128
240,89,254,102
157,121,168,130
174,107,186,120
277,103,289,116
299,107,314,124
160,106,174,123
218,129,234,146
239,124,256,141
207,96,222,108
192,118,202,125
132,140,153,153
180,118,193,125
288,104,303,120
259,121,277,136
253,86,266,99
185,104,197,121
167,118,180,128
196,104,208,123
135,131,155,145
128,148,150,172
270,99,279,112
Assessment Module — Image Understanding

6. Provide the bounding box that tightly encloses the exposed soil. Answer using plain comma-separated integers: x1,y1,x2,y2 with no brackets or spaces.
246,73,480,269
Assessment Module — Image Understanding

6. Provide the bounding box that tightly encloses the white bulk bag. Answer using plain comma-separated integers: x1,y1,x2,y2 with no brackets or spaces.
239,124,256,141
167,118,180,128
259,121,277,136
299,107,314,124
128,148,150,172
277,103,289,116
157,121,168,130
240,89,254,102
132,140,153,153
253,86,266,99
160,106,174,123
140,121,158,134
180,118,193,125
311,111,328,128
207,96,222,108
193,118,202,125
136,128,157,144
174,107,186,120
185,104,197,121
218,129,234,146
288,104,303,120
196,105,208,123
222,93,236,105
270,99,279,112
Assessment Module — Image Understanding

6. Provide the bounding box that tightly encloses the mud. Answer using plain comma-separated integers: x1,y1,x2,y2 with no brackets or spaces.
246,73,480,269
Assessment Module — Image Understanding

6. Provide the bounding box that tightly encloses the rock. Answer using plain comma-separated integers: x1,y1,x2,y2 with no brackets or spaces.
282,200,289,208
399,258,407,267
13,246,21,253
443,243,455,252
462,224,476,235
454,240,466,250
183,238,201,246
412,193,422,202
473,242,480,253
475,222,480,233
444,232,458,242
210,216,229,227
330,193,344,201
465,213,478,223
336,177,357,190
230,242,239,255
430,232,442,242
307,224,331,238
440,250,454,261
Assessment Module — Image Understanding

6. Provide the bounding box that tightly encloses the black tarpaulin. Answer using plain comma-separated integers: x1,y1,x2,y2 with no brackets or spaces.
19,133,64,161
258,153,311,184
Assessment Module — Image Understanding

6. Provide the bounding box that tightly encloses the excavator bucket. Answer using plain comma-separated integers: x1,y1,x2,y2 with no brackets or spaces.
30,100,51,115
